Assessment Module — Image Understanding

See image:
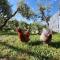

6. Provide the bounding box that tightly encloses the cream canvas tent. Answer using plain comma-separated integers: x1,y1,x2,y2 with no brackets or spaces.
49,11,60,33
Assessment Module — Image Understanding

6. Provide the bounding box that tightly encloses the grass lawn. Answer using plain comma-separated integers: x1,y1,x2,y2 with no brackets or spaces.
0,31,60,60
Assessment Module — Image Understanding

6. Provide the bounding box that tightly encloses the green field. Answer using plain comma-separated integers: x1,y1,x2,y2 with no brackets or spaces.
0,31,60,60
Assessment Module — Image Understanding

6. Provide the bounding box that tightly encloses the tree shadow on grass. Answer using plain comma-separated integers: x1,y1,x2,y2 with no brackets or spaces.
0,42,56,60
28,40,41,46
49,41,60,48
28,39,60,48
0,42,41,59
0,32,17,35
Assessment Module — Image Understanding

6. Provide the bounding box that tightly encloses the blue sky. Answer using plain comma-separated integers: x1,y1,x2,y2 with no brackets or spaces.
8,0,60,23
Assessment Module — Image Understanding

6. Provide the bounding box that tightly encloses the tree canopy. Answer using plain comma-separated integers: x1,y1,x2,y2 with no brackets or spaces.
0,0,52,29
0,0,35,29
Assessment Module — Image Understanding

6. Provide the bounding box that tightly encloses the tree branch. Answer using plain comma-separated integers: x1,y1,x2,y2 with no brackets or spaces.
0,9,18,29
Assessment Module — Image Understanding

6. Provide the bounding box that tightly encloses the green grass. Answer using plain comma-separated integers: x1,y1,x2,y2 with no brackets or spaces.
53,33,60,41
0,31,60,60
